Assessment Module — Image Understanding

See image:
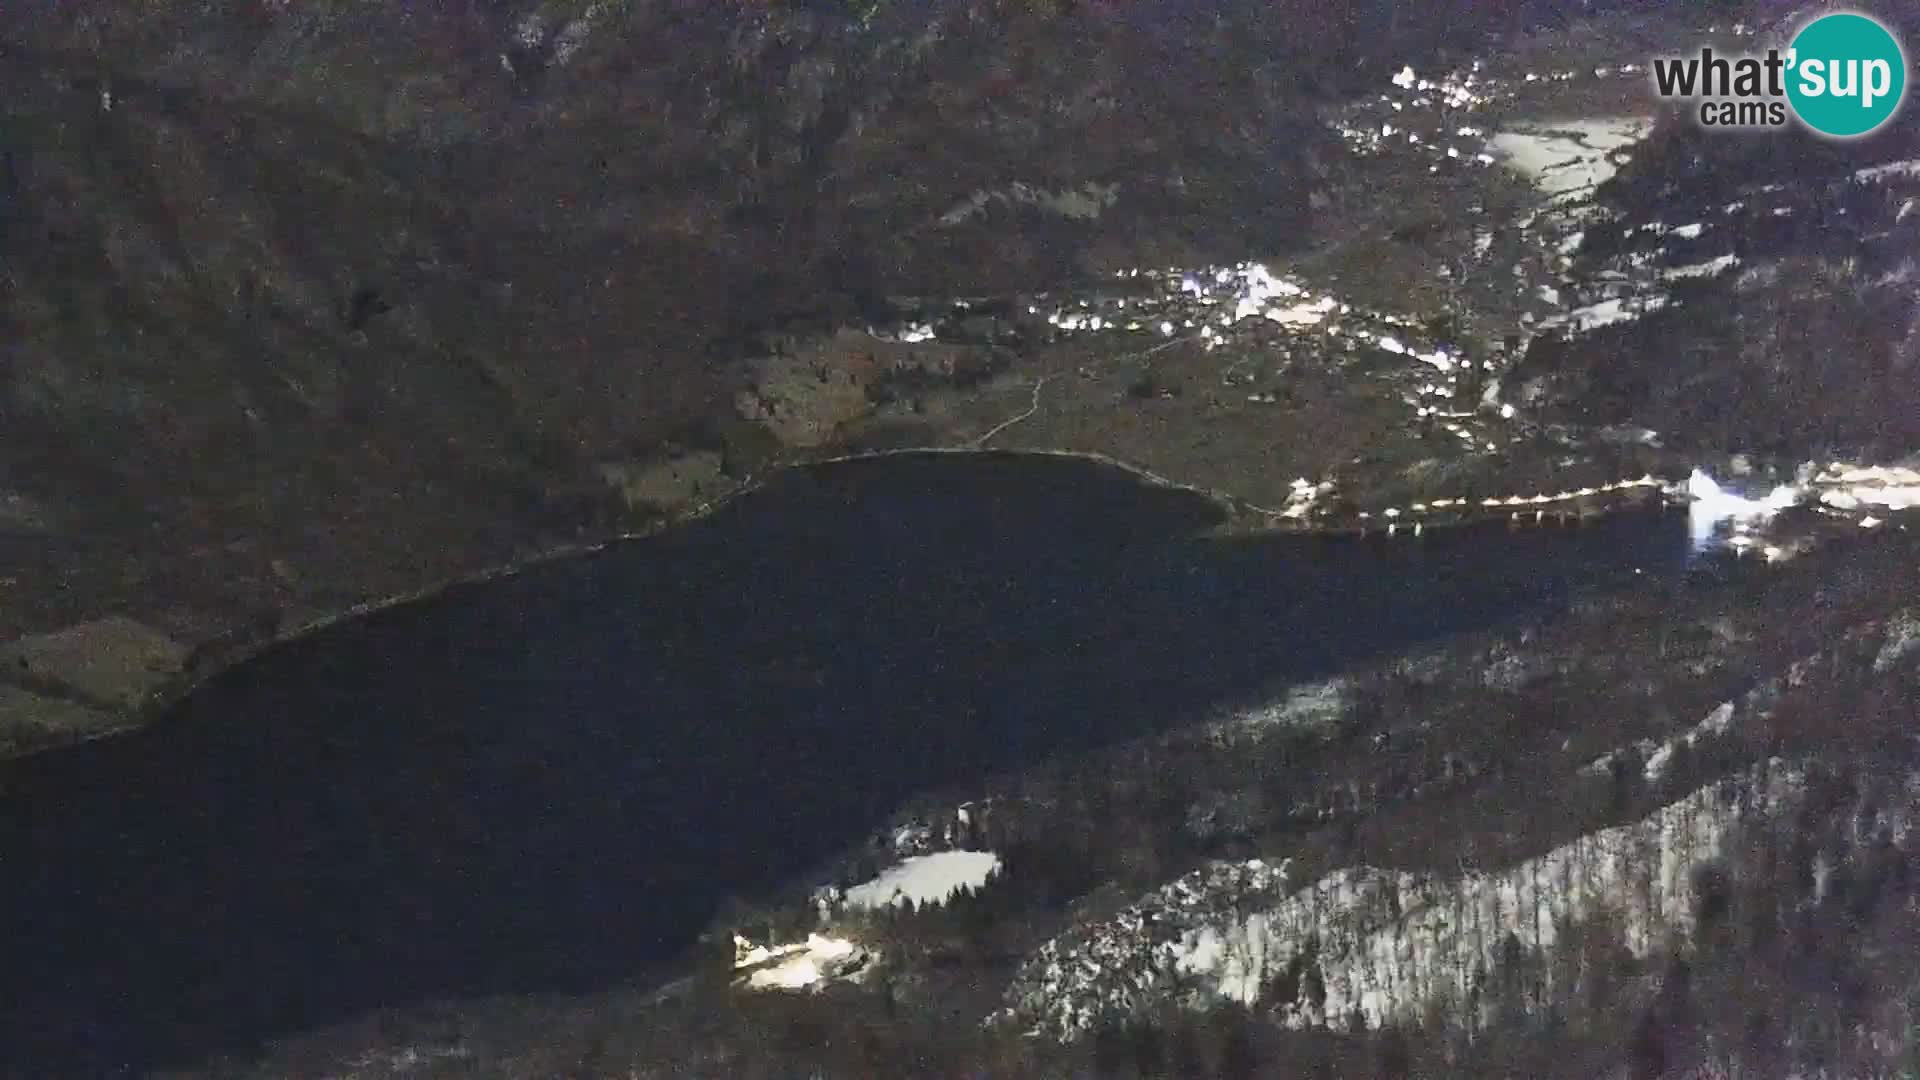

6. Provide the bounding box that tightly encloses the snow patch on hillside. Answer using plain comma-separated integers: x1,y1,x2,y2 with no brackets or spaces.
845,850,1001,910
1856,159,1920,183
1535,294,1667,334
1221,678,1351,737
1661,254,1739,280
940,182,1121,226
738,933,869,991
1643,702,1735,781
1487,118,1653,201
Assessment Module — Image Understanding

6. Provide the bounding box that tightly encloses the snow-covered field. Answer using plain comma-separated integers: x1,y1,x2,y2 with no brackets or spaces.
735,850,1003,993
737,932,868,991
1487,117,1653,202
844,850,1002,910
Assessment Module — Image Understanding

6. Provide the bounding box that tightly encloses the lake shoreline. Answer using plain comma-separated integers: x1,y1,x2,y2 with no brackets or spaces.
1,447,1682,769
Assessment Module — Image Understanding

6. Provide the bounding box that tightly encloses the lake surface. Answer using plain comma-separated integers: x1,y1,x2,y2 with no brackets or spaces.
0,452,1693,1072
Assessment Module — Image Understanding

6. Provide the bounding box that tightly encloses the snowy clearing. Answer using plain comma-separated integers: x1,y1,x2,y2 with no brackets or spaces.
737,932,868,991
844,850,1001,910
1487,117,1653,200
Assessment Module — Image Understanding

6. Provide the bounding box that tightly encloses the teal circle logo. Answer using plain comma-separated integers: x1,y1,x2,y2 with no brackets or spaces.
1786,12,1908,138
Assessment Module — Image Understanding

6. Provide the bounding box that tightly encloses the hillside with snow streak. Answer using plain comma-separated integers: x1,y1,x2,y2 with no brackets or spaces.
1006,762,1814,1038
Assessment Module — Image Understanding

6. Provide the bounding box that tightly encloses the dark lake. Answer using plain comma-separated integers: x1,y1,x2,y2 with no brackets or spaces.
0,452,1694,1073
